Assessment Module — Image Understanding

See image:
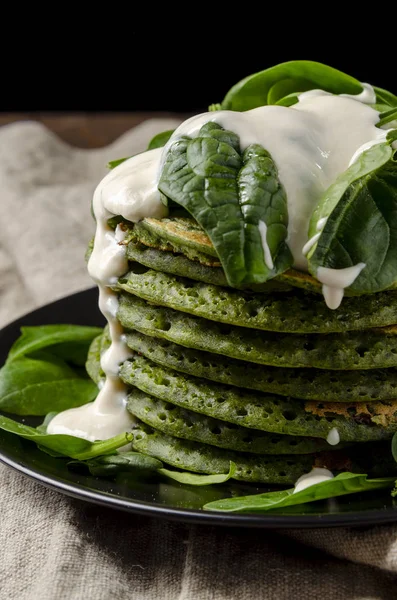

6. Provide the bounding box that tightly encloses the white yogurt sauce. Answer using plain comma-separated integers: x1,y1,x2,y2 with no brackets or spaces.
47,151,168,441
48,83,394,441
293,467,334,493
258,220,274,269
299,82,377,105
317,263,366,310
316,217,328,230
302,232,321,256
326,427,340,446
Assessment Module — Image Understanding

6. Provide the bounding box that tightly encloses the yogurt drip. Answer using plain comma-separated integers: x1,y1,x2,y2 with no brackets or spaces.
326,427,340,446
47,151,167,441
317,263,366,310
258,220,274,270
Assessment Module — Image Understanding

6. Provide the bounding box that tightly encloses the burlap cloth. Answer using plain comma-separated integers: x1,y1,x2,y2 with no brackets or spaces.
1,119,397,600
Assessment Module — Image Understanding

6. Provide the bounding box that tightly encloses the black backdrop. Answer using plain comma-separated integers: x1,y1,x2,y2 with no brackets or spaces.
2,28,395,113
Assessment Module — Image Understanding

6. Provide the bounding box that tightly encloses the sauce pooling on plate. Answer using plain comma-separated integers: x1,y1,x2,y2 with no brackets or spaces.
293,467,334,494
48,84,390,441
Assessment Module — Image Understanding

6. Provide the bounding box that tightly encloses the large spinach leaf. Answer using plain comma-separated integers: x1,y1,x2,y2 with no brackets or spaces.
0,352,97,415
203,472,395,513
159,122,292,287
0,325,101,416
307,141,397,294
6,325,102,363
218,60,397,112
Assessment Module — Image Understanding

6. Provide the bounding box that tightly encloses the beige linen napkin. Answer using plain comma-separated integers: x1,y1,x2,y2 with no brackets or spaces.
0,119,397,600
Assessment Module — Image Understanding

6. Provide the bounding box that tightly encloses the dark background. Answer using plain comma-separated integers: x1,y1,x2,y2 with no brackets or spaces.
1,28,395,114
3,54,395,114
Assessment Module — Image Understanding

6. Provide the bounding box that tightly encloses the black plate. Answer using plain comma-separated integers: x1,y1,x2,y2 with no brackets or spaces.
1,288,397,528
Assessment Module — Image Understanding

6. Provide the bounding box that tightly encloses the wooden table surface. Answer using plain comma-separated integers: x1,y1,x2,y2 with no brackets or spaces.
0,112,189,148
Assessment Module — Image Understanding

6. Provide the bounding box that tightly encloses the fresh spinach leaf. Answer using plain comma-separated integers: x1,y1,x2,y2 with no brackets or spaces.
308,142,393,238
203,473,395,512
0,414,132,460
373,87,397,109
307,142,397,294
147,130,175,150
0,352,97,415
159,122,292,287
70,452,163,476
388,130,397,143
50,342,97,367
0,325,102,416
274,91,302,107
158,461,236,486
218,61,397,112
377,107,397,128
107,157,130,169
7,325,102,363
219,61,364,111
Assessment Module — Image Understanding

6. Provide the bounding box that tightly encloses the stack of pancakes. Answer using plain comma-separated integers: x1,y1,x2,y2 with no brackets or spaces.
86,216,397,484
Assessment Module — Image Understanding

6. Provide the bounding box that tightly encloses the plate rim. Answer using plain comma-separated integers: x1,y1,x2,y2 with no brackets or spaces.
1,287,397,529
2,448,397,528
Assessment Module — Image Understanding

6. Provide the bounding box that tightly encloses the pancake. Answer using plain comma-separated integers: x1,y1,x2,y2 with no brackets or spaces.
120,355,397,441
129,217,220,266
127,216,397,294
126,389,335,454
131,425,395,484
115,268,397,333
131,425,320,484
88,329,397,403
85,334,106,384
126,243,291,292
124,330,397,402
117,294,397,370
